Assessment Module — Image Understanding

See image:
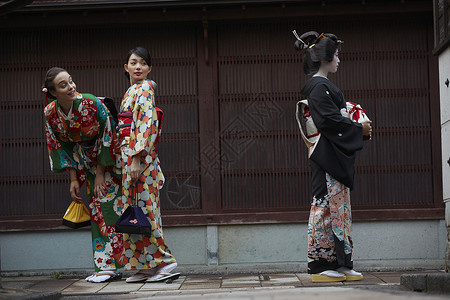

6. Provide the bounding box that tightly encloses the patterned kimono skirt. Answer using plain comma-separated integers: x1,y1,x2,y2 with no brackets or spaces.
118,137,176,271
307,160,354,274
74,145,125,271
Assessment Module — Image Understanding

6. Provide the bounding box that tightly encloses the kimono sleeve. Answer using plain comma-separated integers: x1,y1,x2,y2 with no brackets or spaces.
43,107,77,173
308,83,363,155
92,96,117,167
128,82,159,158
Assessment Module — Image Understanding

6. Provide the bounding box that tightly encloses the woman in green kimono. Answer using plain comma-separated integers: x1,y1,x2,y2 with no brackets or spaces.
42,67,124,283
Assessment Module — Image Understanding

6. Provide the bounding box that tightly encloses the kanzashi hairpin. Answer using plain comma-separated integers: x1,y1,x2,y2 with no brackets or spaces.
292,30,308,48
317,32,326,40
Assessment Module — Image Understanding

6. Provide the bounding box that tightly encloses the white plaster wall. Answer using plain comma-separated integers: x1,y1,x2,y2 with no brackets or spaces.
217,223,307,265
217,221,446,271
0,221,445,273
352,220,447,270
440,47,450,202
0,226,207,272
439,45,450,272
0,231,94,270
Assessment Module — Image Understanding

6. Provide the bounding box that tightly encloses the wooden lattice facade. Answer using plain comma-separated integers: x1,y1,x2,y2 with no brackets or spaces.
0,0,443,230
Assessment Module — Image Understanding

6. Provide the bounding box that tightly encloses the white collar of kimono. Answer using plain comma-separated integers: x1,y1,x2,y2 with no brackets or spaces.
312,75,328,80
59,93,82,119
58,105,72,119
57,95,79,119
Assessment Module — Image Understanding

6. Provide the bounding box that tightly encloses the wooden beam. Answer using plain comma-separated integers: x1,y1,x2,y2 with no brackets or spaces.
0,1,432,28
0,207,444,231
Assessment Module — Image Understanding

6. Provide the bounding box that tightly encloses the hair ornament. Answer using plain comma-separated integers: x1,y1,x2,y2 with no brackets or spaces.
317,33,326,40
309,33,327,47
314,33,344,46
292,30,308,49
42,87,48,105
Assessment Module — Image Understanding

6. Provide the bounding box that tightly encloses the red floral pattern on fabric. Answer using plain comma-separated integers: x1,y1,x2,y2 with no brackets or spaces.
43,93,124,271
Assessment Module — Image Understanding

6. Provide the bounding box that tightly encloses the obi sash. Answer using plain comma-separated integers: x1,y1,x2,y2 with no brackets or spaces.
118,108,164,148
78,138,96,149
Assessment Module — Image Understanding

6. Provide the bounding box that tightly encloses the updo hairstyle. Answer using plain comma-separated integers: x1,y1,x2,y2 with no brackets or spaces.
293,31,340,75
42,67,67,100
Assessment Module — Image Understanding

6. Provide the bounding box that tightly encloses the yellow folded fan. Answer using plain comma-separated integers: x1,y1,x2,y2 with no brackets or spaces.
62,201,91,228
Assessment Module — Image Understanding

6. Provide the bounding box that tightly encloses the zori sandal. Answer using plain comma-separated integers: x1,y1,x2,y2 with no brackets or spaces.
85,270,122,283
145,262,179,283
146,272,181,283
310,270,346,282
126,269,157,283
340,270,364,281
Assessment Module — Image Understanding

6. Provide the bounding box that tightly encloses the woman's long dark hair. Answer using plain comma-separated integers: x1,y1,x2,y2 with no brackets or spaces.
42,67,66,100
124,46,152,80
294,31,340,75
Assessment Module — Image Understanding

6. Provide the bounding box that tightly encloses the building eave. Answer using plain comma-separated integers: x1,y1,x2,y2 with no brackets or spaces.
14,0,319,12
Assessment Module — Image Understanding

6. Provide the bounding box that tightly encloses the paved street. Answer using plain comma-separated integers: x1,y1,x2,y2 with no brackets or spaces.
1,270,449,299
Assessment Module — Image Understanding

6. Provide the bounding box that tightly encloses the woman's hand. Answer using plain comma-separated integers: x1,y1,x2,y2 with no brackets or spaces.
361,120,372,140
94,165,107,197
70,180,82,203
130,155,141,184
69,168,82,203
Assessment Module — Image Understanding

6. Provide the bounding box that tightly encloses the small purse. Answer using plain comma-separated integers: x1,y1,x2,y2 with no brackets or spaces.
115,185,151,236
62,201,91,229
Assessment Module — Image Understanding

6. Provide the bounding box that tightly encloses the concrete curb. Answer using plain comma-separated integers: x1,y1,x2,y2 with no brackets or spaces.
1,265,444,278
400,273,450,294
0,288,61,300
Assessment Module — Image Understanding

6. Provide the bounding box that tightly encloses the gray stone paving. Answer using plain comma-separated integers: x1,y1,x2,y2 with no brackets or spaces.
1,270,448,299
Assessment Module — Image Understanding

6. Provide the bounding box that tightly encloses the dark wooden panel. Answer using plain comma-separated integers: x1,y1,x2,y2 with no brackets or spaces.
0,8,444,228
0,23,202,216
216,16,442,211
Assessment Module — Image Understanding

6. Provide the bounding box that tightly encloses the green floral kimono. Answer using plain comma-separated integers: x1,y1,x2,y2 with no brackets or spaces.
44,92,125,271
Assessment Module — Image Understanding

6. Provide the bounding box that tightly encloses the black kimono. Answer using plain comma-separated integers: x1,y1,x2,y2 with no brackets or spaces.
301,76,364,274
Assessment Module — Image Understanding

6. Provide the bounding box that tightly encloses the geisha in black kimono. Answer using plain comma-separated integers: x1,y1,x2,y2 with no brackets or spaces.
293,31,372,282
